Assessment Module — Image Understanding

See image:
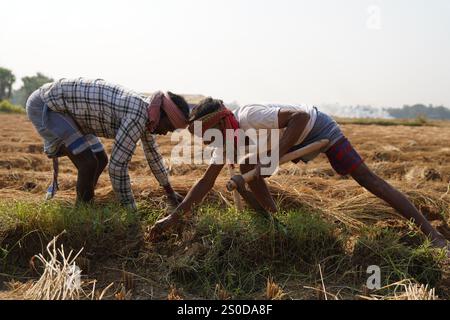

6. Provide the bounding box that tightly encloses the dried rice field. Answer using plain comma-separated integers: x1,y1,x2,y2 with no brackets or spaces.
0,114,449,300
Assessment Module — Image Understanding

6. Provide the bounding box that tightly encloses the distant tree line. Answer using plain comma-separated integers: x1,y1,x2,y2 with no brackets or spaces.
0,67,16,101
0,66,53,109
386,104,450,120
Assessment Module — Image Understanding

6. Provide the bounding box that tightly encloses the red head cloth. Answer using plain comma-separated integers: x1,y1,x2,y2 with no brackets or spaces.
147,91,188,132
188,104,240,142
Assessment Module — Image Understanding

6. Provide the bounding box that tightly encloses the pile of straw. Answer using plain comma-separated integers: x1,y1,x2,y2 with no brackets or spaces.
359,279,438,300
24,231,97,300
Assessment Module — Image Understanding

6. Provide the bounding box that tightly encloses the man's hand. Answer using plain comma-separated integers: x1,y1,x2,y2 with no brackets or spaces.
147,212,181,242
231,175,247,193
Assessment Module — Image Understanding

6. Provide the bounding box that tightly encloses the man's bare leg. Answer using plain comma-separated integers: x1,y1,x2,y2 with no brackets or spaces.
231,175,272,218
93,150,108,187
64,147,99,203
231,174,287,234
239,164,277,213
350,163,447,248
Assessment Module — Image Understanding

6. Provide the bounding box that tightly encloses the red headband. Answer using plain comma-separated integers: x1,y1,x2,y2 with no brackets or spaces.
147,91,188,132
188,105,240,142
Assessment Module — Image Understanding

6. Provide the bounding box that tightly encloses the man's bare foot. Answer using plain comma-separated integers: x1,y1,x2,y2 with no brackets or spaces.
147,213,180,242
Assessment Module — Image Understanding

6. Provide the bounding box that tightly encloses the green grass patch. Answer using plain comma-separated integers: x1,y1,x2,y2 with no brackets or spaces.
0,200,139,272
0,200,447,299
158,204,446,298
164,205,345,298
0,100,25,114
351,227,445,288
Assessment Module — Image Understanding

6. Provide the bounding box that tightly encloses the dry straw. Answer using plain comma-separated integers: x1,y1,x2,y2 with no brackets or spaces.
359,279,438,300
24,231,95,299
265,277,286,300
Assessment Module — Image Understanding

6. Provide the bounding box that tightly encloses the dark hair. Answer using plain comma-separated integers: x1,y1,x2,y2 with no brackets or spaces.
189,97,223,122
160,92,190,120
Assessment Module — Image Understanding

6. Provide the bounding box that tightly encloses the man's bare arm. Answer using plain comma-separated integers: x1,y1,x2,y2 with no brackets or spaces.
176,163,225,214
255,110,310,178
148,163,225,240
276,109,311,158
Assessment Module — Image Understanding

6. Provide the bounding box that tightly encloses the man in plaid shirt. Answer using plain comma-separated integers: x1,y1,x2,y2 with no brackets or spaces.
26,78,190,210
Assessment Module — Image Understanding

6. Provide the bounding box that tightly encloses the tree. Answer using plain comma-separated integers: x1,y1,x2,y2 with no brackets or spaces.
0,67,16,101
12,73,53,106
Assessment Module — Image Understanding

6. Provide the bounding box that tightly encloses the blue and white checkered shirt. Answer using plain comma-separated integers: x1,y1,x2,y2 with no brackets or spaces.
39,78,169,208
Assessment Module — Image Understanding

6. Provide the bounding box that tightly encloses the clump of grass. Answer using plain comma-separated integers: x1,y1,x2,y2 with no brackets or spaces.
351,227,445,288
0,200,140,270
0,100,25,114
138,199,167,225
281,209,345,266
164,204,344,298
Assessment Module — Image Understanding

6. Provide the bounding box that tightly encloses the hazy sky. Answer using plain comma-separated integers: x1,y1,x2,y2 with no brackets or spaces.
1,0,449,107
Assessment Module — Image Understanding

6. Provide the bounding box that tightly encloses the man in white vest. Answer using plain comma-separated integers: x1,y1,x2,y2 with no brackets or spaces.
150,97,449,254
